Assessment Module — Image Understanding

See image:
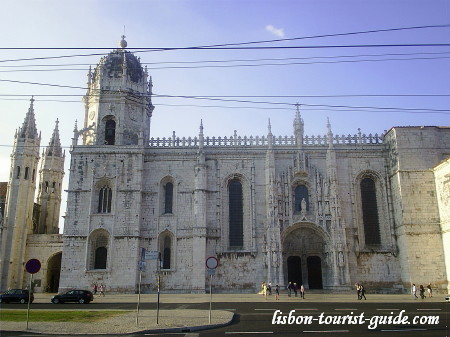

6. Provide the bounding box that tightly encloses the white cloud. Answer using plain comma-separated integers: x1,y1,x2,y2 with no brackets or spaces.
265,24,285,37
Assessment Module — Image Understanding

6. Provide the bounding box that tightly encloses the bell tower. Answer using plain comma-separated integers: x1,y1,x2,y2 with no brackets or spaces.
0,98,41,289
36,119,65,234
81,36,154,146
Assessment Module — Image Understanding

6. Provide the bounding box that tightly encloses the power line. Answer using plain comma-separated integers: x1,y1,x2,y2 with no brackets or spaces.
2,23,450,51
1,54,449,72
1,51,449,68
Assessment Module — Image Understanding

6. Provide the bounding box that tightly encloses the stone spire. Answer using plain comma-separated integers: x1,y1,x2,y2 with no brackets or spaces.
293,103,304,147
46,119,63,157
267,118,273,149
19,97,39,140
327,117,334,149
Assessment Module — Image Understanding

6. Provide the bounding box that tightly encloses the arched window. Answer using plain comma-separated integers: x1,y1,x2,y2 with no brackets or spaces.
360,177,381,245
105,120,116,145
162,236,171,269
94,247,107,269
294,185,309,212
89,233,108,270
24,167,29,180
98,186,112,213
164,182,173,214
16,166,21,179
229,179,243,247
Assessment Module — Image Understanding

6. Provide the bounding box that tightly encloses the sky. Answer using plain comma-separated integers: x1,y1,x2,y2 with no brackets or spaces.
0,0,449,231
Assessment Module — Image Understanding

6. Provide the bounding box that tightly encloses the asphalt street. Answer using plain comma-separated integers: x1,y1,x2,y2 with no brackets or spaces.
2,298,448,337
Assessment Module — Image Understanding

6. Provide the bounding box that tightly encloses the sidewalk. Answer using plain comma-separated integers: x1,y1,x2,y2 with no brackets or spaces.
1,292,446,335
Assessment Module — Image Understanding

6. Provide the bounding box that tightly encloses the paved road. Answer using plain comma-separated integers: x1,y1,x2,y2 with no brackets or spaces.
2,299,448,337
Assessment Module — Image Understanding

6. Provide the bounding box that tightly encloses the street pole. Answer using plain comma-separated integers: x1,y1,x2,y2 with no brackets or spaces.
26,274,33,330
136,267,142,327
209,274,212,324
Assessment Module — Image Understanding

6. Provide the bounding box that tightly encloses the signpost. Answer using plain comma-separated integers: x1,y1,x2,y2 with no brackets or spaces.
25,259,41,330
205,256,218,324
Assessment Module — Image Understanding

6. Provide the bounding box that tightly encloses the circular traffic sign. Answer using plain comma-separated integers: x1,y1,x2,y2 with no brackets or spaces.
25,259,41,274
206,256,218,269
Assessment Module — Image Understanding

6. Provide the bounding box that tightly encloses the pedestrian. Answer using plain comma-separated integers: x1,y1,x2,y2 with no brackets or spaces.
360,284,366,300
262,281,267,298
355,283,361,300
293,283,298,297
99,283,105,296
287,282,292,297
419,285,425,299
275,284,280,300
267,282,272,295
427,283,433,297
93,283,97,295
300,284,305,299
412,283,418,299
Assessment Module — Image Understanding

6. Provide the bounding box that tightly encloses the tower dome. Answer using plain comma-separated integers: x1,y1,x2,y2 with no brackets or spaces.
92,38,144,84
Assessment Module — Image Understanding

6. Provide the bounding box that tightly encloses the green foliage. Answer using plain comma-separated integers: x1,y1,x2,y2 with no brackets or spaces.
0,310,128,322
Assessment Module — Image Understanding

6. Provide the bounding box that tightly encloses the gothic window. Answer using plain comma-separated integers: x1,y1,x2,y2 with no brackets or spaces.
88,230,109,270
32,169,35,183
294,185,309,212
159,231,173,270
229,179,243,247
16,166,20,179
98,186,112,213
52,182,56,193
360,177,381,245
94,247,107,269
24,167,29,180
163,236,171,269
164,182,173,214
45,181,49,193
105,120,116,145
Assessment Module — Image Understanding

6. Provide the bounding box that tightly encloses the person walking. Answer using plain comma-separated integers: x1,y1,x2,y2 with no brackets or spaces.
287,282,292,297
92,283,97,295
267,282,272,295
355,283,361,300
293,283,298,297
412,283,418,299
360,284,367,300
99,283,105,296
419,285,425,299
427,283,433,297
275,284,280,300
300,284,305,299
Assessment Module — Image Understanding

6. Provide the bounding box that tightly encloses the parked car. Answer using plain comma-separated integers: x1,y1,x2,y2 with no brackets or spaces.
51,290,94,304
0,289,34,304
445,295,450,302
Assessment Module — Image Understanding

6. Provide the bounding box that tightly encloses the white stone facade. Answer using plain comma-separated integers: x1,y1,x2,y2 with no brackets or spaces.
1,39,449,294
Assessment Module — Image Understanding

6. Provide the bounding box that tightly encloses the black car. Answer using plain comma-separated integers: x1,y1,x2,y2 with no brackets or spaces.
0,289,34,304
51,290,94,304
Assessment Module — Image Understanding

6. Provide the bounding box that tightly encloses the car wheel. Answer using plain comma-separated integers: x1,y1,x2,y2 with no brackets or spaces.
20,298,26,304
0,298,3,303
52,298,59,304
79,298,85,304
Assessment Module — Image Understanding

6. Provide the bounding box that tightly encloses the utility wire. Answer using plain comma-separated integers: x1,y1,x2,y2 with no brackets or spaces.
1,51,450,68
2,23,450,51
1,54,449,72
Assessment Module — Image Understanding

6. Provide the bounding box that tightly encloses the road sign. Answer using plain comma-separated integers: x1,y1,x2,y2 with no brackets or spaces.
25,259,41,274
206,256,218,269
145,250,159,260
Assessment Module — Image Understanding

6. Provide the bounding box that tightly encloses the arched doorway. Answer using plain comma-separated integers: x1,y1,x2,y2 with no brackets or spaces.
307,256,323,289
287,256,302,286
282,224,329,290
46,252,62,292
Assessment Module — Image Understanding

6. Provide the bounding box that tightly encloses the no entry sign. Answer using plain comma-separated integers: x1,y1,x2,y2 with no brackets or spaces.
25,259,41,274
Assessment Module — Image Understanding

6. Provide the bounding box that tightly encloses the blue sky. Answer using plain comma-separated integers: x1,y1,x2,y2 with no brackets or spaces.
0,0,449,226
